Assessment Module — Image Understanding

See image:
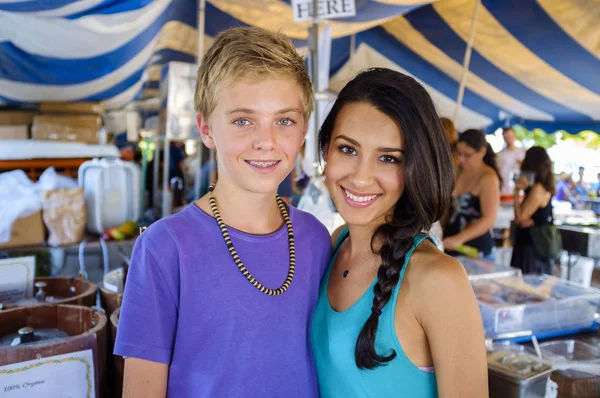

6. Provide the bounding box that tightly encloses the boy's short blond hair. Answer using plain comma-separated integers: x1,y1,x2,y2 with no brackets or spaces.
194,27,313,121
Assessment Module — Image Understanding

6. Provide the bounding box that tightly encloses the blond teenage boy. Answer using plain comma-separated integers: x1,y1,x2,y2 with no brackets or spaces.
115,27,331,397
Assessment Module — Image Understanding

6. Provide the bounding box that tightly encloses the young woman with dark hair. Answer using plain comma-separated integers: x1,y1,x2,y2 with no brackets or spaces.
443,129,501,259
310,68,487,397
511,146,556,274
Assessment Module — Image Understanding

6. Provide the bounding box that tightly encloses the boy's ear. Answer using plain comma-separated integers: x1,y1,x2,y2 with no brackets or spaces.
197,114,215,149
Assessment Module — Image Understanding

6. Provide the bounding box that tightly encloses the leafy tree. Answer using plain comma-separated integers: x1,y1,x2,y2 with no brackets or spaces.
513,126,600,150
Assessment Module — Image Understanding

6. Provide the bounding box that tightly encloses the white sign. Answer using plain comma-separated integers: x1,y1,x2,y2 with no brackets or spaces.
292,0,356,22
0,349,96,398
0,256,35,304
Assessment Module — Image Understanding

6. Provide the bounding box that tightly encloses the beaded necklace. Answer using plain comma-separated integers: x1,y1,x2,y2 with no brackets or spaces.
208,184,295,296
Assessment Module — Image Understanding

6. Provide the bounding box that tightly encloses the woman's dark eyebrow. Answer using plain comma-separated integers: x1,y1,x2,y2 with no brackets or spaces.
378,147,405,154
335,135,405,154
335,135,360,146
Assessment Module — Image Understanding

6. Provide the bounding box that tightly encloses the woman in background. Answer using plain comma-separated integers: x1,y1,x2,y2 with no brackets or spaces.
511,146,555,274
443,129,500,260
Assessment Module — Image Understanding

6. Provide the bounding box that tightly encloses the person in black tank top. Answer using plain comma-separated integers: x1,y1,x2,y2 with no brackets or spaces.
443,129,501,259
445,193,495,257
510,147,556,274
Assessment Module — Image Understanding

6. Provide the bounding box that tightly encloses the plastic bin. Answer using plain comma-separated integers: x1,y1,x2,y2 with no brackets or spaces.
538,340,600,398
473,275,600,339
458,256,521,280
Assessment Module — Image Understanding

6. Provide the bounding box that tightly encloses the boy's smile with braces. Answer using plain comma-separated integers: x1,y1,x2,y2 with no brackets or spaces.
246,160,281,168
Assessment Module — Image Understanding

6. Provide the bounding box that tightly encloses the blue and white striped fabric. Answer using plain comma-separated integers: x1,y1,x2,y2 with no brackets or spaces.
0,0,196,109
328,0,600,133
0,0,598,134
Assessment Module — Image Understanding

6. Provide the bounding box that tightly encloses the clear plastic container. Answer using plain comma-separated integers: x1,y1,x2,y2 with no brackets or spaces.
457,256,522,280
538,340,600,398
473,275,600,339
538,340,600,377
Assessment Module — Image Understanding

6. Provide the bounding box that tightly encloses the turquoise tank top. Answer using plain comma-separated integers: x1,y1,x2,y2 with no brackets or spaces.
310,228,438,398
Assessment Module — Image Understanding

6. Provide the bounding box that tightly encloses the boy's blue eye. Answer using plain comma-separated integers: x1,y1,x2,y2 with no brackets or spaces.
233,118,250,126
278,118,295,126
338,145,356,155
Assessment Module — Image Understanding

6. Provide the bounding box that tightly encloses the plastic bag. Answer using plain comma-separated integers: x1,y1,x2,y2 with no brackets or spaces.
42,187,86,246
0,170,41,242
37,167,78,192
0,167,78,243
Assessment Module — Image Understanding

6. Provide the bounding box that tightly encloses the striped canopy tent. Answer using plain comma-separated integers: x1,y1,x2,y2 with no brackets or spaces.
0,0,599,134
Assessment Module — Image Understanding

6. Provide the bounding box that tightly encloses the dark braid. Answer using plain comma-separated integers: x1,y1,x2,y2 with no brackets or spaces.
355,194,426,368
318,68,454,370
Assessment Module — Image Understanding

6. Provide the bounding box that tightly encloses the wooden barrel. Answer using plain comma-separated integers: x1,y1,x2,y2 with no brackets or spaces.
99,283,123,318
99,267,127,397
109,307,124,395
99,266,128,317
16,276,97,307
0,305,107,398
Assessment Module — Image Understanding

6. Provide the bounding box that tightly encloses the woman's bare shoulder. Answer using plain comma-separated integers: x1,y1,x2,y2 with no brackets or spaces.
408,243,471,301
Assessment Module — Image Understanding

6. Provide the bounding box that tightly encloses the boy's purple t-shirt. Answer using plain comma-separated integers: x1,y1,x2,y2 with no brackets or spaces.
114,203,331,397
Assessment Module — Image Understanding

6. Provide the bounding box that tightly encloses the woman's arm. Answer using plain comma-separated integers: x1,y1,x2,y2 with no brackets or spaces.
443,173,499,249
417,256,488,397
123,359,168,398
514,183,545,226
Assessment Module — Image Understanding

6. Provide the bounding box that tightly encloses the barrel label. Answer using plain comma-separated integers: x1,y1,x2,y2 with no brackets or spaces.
0,256,35,304
0,349,95,398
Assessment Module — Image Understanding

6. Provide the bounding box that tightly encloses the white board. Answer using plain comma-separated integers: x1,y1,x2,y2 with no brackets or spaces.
0,256,35,304
0,349,96,398
292,0,356,22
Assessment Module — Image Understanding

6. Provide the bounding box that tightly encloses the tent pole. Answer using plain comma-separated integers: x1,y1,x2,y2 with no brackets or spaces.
194,0,206,200
453,0,481,125
197,0,206,62
308,1,320,176
350,34,356,72
310,0,319,176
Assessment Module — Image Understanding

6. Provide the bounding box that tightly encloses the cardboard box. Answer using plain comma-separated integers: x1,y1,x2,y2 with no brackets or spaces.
0,125,29,140
0,211,45,249
0,111,36,126
31,115,101,143
40,102,104,115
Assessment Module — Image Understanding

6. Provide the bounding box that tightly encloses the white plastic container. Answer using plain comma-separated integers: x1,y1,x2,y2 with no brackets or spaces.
559,254,595,288
78,158,140,234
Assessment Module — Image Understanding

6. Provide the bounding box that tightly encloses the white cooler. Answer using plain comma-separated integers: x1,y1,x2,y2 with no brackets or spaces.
78,158,141,234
